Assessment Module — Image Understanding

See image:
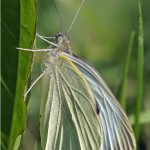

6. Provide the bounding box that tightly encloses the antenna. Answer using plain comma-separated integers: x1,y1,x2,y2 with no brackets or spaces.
52,0,64,31
67,0,84,34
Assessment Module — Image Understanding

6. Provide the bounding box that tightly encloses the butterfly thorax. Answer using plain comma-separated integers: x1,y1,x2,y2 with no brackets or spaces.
43,31,72,71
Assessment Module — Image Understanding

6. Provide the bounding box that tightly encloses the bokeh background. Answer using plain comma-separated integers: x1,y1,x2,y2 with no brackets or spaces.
21,0,150,149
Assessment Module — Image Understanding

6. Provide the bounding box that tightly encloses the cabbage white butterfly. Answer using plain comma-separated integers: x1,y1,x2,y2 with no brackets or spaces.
18,0,136,149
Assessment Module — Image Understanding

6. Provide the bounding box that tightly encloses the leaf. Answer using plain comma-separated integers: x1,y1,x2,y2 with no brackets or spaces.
134,0,144,142
1,132,8,150
1,0,36,149
118,31,135,109
1,0,20,145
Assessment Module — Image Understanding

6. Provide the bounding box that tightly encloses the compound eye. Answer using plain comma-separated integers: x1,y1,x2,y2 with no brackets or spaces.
57,32,63,37
58,33,62,37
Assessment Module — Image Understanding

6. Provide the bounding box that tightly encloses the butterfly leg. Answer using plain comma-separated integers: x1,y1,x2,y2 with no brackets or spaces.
36,34,55,39
36,33,58,47
24,71,46,97
16,47,53,52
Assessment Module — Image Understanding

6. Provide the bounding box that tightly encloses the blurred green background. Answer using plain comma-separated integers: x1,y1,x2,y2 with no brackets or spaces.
22,0,150,149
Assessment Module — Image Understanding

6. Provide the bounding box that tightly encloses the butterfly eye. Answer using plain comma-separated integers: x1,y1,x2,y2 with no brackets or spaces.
56,31,63,38
57,33,62,37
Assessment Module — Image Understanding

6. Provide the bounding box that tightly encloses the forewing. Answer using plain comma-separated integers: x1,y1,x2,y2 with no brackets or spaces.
40,56,102,150
63,53,136,150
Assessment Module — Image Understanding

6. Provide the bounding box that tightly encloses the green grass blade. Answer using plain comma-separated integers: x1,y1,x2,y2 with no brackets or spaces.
134,0,144,143
7,0,37,149
119,31,135,109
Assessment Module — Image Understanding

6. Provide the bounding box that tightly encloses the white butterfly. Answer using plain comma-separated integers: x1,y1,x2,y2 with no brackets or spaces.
18,31,136,150
18,0,136,149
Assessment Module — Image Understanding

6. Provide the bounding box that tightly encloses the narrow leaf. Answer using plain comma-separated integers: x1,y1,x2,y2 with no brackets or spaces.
119,31,135,109
134,0,144,143
7,0,37,149
1,1,20,146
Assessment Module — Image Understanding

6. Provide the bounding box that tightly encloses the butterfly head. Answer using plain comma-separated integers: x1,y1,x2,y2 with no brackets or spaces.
54,31,72,54
55,31,69,45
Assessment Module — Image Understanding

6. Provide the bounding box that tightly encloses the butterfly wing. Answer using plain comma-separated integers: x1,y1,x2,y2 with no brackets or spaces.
40,55,102,150
62,53,136,150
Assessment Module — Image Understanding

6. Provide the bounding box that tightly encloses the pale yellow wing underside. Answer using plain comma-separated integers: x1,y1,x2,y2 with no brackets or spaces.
40,55,102,150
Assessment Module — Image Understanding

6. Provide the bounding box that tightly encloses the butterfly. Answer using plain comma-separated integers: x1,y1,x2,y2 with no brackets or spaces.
19,31,136,150
18,0,136,149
